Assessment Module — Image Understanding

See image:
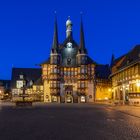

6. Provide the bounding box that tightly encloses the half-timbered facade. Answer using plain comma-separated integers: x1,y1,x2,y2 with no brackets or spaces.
41,17,96,103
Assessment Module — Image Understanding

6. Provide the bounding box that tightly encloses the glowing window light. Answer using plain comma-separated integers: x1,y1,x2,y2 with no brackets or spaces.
136,81,140,87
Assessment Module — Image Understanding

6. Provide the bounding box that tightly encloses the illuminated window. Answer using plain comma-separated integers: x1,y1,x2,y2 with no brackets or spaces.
54,68,57,73
16,81,23,89
68,71,70,76
81,68,84,73
81,83,85,88
36,86,40,91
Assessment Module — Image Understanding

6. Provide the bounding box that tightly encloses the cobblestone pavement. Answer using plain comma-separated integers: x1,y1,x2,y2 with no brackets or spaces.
0,103,140,140
107,105,140,118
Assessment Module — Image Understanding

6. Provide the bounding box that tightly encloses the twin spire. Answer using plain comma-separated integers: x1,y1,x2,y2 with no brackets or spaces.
51,15,59,53
51,14,87,54
79,15,87,54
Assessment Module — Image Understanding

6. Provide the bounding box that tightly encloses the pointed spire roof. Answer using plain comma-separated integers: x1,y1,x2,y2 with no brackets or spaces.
79,14,87,54
110,54,115,67
51,13,59,53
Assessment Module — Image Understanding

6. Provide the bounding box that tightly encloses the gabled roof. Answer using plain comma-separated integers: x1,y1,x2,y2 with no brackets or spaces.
118,45,140,69
95,64,111,79
112,45,140,71
40,57,50,65
34,77,43,85
87,56,97,64
59,36,79,49
11,68,42,88
41,54,96,66
113,54,126,65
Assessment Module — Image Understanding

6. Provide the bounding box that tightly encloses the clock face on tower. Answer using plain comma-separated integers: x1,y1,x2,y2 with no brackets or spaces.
67,42,72,48
67,58,71,65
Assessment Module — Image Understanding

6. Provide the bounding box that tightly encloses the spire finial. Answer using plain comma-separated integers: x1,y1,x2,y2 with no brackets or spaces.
79,13,87,54
66,16,72,38
54,10,57,14
80,11,83,20
54,11,57,21
51,12,59,53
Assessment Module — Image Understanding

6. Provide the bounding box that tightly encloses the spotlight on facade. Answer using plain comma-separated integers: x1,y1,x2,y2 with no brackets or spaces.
136,81,140,87
108,88,111,92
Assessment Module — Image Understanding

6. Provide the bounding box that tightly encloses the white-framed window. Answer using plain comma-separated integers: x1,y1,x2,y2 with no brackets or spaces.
81,68,84,73
16,81,24,89
54,68,57,73
81,83,85,88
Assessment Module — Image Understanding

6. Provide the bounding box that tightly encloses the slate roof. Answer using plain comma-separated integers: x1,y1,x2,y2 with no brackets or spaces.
41,56,96,66
11,68,42,88
118,45,140,69
40,57,50,65
59,36,79,49
113,55,126,66
112,45,140,70
87,56,97,64
34,77,43,85
95,64,111,79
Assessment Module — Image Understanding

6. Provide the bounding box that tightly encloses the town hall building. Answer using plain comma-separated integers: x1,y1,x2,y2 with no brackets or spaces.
41,17,96,103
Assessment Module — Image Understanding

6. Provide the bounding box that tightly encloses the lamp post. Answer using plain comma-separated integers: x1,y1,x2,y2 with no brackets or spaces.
16,77,32,106
93,74,96,102
21,84,27,102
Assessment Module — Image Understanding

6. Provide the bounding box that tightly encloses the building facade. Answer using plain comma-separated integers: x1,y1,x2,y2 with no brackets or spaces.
0,80,11,100
11,68,43,101
41,17,96,103
95,65,112,101
111,45,140,105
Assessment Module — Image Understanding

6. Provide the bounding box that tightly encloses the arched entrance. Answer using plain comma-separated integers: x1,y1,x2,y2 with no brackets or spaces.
65,85,73,103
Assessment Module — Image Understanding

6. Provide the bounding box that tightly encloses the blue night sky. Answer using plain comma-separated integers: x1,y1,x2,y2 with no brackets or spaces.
0,0,140,79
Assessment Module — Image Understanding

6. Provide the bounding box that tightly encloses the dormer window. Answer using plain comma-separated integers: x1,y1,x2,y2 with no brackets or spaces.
19,75,24,79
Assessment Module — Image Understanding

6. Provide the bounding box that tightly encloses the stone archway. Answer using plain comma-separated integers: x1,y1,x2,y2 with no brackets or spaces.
65,85,73,103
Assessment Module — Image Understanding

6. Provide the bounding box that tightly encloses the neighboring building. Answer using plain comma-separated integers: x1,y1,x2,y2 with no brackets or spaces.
95,65,112,101
0,80,11,100
41,17,97,103
11,68,43,101
111,45,140,105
